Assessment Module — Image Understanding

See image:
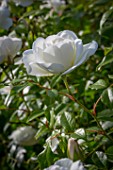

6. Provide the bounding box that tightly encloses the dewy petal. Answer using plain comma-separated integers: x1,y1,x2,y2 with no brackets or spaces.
57,30,78,40
62,40,98,75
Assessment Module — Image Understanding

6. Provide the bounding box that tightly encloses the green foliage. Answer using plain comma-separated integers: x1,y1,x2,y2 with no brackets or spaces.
1,0,113,169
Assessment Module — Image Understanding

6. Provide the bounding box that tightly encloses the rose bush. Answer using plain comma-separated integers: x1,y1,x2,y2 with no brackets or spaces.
0,36,22,64
23,30,98,77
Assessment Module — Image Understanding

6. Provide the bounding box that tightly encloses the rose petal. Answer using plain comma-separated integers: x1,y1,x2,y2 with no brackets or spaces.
32,38,46,62
2,18,13,30
43,42,75,70
33,37,46,50
37,62,65,74
57,30,78,40
11,38,22,56
62,40,98,75
74,39,83,64
46,35,58,45
29,63,53,76
23,49,36,73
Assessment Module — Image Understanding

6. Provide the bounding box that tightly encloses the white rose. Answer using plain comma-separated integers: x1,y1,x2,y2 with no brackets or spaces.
0,1,13,30
9,126,38,146
0,36,22,64
45,158,86,170
12,0,33,7
23,30,98,77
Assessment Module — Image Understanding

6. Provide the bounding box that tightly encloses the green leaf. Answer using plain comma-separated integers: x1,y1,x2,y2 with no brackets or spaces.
96,50,113,71
85,165,98,170
90,79,108,90
106,146,113,163
49,109,55,129
108,75,113,79
0,84,5,89
100,7,113,29
50,75,61,87
27,111,45,122
47,89,58,98
71,128,86,140
97,109,113,122
60,112,76,132
101,87,113,109
55,103,68,114
92,151,108,168
12,84,28,93
11,79,24,84
38,144,58,169
35,126,49,140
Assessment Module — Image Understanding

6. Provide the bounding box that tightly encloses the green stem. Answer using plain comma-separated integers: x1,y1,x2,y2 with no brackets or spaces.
20,92,31,115
9,65,14,80
63,76,113,143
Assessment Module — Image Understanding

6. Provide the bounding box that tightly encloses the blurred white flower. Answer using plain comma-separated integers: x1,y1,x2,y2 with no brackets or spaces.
45,158,86,170
0,1,12,30
50,0,65,10
12,0,33,7
44,0,65,10
23,30,98,77
0,86,11,94
41,0,66,16
0,36,22,64
9,126,38,146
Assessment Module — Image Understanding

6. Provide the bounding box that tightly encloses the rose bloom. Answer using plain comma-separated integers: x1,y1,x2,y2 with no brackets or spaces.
0,36,22,64
0,1,12,30
9,126,38,146
23,30,98,76
12,0,33,7
43,0,65,10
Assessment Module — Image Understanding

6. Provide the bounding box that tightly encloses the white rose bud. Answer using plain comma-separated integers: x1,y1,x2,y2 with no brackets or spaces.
68,138,84,161
68,138,76,160
23,30,98,77
0,36,22,64
9,126,38,146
